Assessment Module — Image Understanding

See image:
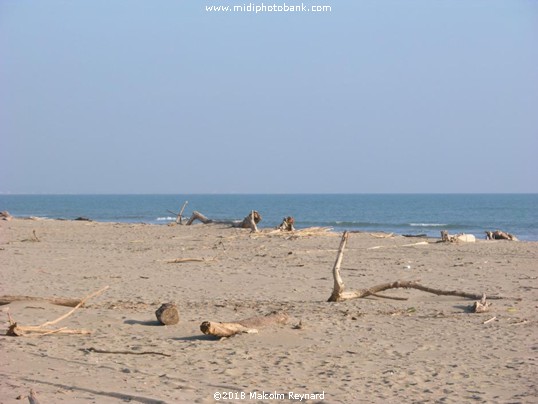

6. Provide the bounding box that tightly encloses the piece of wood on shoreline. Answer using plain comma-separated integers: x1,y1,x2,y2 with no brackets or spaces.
163,257,217,264
186,210,261,232
6,286,109,336
200,311,289,338
0,295,84,308
328,231,510,303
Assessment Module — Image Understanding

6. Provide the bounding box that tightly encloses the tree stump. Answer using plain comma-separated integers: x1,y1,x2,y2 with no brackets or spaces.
155,303,179,325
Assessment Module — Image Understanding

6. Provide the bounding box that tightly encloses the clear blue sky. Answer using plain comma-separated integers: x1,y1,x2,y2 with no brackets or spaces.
1,0,537,194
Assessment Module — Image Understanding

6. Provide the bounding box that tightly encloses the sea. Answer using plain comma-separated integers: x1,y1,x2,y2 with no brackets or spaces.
1,194,537,241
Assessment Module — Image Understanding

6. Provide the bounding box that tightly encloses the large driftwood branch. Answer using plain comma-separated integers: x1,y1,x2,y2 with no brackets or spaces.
328,232,506,302
200,311,289,338
6,286,109,336
186,210,261,232
0,295,82,307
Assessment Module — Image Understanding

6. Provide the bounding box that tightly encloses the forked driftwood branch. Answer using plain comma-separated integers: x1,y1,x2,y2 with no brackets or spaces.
328,232,506,303
200,311,289,338
6,286,109,336
167,200,189,224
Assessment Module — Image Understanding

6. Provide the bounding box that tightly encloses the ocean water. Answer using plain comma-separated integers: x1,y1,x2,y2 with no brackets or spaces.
1,194,537,241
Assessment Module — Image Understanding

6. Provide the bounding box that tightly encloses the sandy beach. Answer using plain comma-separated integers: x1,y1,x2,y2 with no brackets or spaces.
1,218,537,403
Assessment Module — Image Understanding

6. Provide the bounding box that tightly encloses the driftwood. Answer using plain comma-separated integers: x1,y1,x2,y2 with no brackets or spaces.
6,286,109,336
472,293,491,313
440,230,476,243
164,257,216,264
328,232,503,302
155,303,179,325
485,230,518,241
167,200,189,224
277,216,295,231
187,210,261,232
28,389,41,404
1,211,13,221
82,347,171,357
200,311,289,338
21,230,41,243
0,295,83,307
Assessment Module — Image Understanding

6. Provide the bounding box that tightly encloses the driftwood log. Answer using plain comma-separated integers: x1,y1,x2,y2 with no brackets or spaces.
440,230,476,243
328,232,504,302
155,303,179,325
485,230,518,241
186,210,261,232
200,311,289,338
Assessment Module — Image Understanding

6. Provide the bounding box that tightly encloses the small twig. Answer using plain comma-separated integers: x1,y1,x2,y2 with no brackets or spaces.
509,320,529,326
483,316,497,324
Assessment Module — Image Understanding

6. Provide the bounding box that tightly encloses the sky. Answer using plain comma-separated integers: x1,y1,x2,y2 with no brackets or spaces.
1,0,537,194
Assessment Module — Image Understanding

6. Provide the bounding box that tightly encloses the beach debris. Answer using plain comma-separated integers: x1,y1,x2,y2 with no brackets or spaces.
471,293,491,313
0,211,12,221
483,316,497,324
485,230,518,241
74,216,92,221
440,230,476,243
167,200,189,224
28,389,41,404
21,230,40,242
277,216,295,231
81,347,171,357
370,232,394,238
0,295,82,308
163,257,217,264
328,231,505,302
186,210,261,232
155,303,179,325
5,286,109,337
200,311,289,338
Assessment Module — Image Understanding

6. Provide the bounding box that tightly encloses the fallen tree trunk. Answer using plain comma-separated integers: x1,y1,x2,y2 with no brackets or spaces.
328,232,506,302
200,311,288,338
186,210,261,232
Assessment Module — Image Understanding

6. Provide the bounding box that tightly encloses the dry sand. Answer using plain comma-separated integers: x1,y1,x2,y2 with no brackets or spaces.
0,218,537,403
